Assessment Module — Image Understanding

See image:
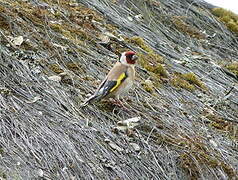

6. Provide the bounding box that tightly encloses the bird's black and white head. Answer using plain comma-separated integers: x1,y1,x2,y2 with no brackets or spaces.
120,51,138,66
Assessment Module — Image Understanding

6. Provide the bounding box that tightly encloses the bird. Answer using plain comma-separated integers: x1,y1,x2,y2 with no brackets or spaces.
81,51,138,106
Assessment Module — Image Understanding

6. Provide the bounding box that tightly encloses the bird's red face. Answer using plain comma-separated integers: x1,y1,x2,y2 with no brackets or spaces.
125,51,138,64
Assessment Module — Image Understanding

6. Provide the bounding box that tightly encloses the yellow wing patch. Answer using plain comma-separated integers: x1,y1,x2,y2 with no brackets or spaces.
110,73,126,92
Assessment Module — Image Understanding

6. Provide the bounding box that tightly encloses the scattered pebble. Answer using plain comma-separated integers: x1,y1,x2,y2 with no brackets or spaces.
127,16,133,21
12,36,24,46
38,169,44,177
114,117,141,133
209,139,218,148
48,75,62,82
130,143,140,152
135,14,143,21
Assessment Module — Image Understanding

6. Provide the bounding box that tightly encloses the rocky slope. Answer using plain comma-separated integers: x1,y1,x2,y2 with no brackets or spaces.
0,0,238,179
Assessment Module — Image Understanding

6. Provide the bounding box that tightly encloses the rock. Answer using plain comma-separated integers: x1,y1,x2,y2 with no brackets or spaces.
48,75,62,82
130,143,140,152
209,139,218,148
38,169,44,177
12,36,24,46
114,117,141,132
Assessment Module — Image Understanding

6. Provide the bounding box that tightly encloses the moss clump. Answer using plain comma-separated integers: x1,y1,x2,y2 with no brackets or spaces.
97,100,118,112
171,72,206,91
48,64,64,74
0,147,3,154
138,52,164,66
141,80,154,94
212,8,238,36
206,114,230,130
171,76,195,91
66,62,85,74
176,135,238,179
138,52,167,88
153,132,237,179
150,64,168,77
226,62,238,75
138,52,166,76
181,72,206,89
129,36,153,53
179,148,236,179
202,110,237,140
172,16,206,39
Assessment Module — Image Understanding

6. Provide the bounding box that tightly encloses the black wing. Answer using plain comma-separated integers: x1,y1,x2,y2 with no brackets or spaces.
96,71,128,99
83,71,128,105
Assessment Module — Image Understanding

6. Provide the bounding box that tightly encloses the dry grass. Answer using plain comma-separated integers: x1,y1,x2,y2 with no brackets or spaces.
0,0,237,179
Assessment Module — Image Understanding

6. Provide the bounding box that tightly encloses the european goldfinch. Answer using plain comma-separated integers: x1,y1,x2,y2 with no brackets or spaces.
82,51,138,106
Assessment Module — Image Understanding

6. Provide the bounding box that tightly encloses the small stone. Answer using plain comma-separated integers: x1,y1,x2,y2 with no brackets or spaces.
48,75,62,82
127,16,133,21
135,14,143,21
197,93,203,98
98,34,110,44
117,116,141,127
130,143,140,152
210,139,218,147
38,169,44,177
12,36,24,46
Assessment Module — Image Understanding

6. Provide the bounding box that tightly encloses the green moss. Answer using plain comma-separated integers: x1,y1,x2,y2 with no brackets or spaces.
49,22,88,43
181,72,206,89
129,36,153,53
137,51,166,88
138,52,166,77
171,76,195,91
150,64,168,77
49,23,63,32
66,62,85,74
174,135,238,179
0,148,3,154
212,8,238,36
172,16,206,39
48,64,64,74
138,52,164,66
203,110,238,140
227,20,238,34
171,72,207,91
141,80,154,94
155,133,219,169
226,62,238,75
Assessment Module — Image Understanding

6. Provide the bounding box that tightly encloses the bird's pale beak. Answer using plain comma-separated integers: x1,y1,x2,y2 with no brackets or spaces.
132,55,138,61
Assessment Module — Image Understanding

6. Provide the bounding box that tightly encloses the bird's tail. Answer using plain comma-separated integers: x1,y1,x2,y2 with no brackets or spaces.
80,94,99,107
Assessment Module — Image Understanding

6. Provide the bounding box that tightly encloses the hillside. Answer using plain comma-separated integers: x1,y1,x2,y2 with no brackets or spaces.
0,0,238,179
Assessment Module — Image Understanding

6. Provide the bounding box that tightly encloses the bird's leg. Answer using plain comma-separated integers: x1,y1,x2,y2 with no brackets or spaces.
108,98,122,106
110,97,130,111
